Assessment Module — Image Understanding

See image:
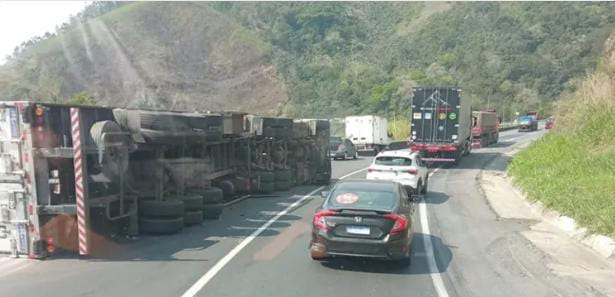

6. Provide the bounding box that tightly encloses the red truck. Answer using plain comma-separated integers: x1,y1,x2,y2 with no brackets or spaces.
471,110,499,148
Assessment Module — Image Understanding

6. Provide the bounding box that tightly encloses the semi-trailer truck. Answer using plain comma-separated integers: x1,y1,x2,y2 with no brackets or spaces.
410,87,472,163
0,101,330,258
471,110,499,148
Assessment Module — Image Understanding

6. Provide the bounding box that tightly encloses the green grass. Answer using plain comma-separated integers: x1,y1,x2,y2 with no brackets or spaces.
509,107,615,237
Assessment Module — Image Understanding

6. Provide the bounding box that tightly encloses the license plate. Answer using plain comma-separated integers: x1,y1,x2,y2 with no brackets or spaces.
346,225,370,235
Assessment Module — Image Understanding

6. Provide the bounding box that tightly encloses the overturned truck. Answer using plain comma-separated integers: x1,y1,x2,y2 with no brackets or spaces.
0,102,330,258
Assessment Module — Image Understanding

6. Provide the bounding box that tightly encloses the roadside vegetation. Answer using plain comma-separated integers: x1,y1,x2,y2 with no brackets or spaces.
3,2,615,118
509,35,615,237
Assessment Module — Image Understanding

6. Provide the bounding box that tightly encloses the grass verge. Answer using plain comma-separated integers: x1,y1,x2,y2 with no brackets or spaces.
509,107,615,237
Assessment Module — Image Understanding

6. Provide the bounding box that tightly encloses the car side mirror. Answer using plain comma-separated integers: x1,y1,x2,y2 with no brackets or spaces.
320,191,329,198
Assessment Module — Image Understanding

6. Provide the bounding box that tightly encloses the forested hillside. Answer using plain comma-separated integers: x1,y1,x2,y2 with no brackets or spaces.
1,2,615,118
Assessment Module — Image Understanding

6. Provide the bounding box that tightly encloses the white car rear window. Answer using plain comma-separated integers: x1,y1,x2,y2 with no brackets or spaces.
375,156,412,166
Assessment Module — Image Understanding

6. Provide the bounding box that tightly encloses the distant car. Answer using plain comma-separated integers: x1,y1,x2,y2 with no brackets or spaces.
545,117,555,130
384,140,411,151
366,150,428,195
329,137,358,160
310,179,414,266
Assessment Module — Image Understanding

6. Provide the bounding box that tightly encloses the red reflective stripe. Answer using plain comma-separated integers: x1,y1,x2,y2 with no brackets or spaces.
71,108,88,255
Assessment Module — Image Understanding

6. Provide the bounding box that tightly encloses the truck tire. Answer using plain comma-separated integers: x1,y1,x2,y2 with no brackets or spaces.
187,187,224,204
181,194,204,211
256,171,275,182
139,199,184,218
184,210,204,226
275,180,292,191
259,181,275,194
203,204,224,219
274,169,292,181
217,180,236,200
139,217,184,234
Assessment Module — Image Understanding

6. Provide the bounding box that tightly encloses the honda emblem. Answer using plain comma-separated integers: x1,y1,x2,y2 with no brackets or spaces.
354,216,362,223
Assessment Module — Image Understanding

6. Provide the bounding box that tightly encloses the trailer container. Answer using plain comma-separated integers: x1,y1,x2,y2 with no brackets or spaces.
410,87,472,163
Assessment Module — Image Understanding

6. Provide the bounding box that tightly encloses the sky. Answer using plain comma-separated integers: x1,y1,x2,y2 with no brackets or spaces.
0,1,90,64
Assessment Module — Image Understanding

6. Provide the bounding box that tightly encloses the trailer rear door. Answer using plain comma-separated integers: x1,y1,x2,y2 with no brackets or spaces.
411,87,462,144
0,105,28,255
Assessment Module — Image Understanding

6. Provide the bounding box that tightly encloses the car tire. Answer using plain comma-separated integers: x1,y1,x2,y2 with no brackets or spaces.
259,181,275,194
343,152,348,160
421,176,428,194
139,217,184,234
202,203,224,219
184,210,204,226
139,199,184,218
398,256,412,267
187,187,224,204
353,151,358,159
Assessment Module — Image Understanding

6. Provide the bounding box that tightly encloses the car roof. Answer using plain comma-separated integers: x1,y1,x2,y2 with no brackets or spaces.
333,179,400,192
375,150,417,158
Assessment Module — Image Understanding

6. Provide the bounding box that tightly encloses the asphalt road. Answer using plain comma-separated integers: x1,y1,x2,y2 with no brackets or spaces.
1,127,569,297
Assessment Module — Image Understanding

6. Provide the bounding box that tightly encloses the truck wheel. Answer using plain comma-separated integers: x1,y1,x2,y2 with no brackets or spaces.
139,199,184,218
255,171,275,182
259,181,275,194
180,194,204,211
139,217,184,234
203,204,224,219
217,180,236,200
275,180,292,191
187,187,224,204
274,169,292,181
184,210,204,226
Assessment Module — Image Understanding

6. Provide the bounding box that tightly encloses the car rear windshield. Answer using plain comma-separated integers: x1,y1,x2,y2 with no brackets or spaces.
327,182,398,211
330,137,342,144
375,156,412,166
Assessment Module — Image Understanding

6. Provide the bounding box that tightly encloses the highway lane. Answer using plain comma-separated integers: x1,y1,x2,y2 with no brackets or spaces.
0,153,370,297
1,127,564,297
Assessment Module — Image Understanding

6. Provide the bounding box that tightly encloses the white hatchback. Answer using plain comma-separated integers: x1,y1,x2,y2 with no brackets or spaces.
366,150,429,195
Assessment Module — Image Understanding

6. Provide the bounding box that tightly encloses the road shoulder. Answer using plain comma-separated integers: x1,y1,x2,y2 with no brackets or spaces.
480,148,615,296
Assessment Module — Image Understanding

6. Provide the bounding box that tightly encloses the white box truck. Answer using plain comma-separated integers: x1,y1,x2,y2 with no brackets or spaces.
345,115,389,155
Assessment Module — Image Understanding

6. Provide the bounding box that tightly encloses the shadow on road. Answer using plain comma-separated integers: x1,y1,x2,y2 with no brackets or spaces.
318,233,452,275
487,141,514,148
443,152,507,172
47,191,308,262
423,191,448,204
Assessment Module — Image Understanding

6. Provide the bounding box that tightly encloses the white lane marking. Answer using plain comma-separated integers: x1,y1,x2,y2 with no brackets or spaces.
429,166,442,177
421,168,450,297
180,186,324,297
181,166,369,297
338,166,369,180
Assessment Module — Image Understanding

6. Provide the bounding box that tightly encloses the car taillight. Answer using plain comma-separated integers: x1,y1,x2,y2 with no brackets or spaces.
406,168,417,174
313,210,337,231
385,214,408,234
338,144,346,151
